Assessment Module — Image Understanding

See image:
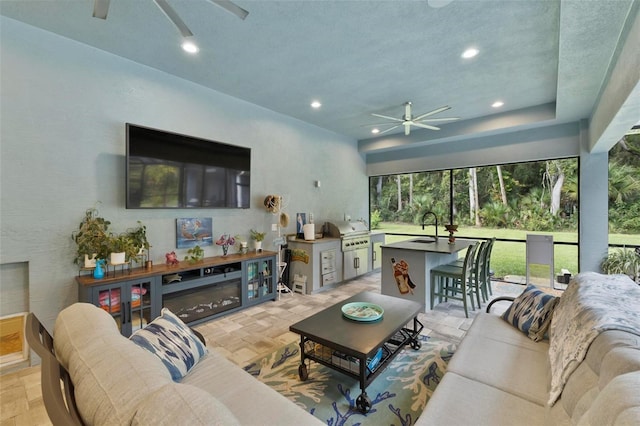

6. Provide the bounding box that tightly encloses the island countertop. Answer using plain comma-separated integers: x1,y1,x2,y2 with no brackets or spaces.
382,238,476,254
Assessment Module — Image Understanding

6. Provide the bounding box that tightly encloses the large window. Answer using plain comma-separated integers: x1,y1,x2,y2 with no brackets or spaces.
607,133,640,245
369,159,579,284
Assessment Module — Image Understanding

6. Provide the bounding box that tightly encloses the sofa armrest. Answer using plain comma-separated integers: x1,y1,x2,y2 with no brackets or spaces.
486,297,515,313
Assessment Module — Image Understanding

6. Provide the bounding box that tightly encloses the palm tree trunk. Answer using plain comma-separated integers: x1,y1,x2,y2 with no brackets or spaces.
497,165,507,205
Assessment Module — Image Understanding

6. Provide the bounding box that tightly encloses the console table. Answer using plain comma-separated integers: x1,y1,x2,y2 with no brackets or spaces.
77,251,277,336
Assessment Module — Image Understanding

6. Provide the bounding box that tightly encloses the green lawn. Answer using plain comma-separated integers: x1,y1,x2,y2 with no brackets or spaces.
378,222,640,279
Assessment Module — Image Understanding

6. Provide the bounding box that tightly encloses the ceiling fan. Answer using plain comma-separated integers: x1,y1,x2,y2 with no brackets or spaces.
371,102,460,136
93,0,248,37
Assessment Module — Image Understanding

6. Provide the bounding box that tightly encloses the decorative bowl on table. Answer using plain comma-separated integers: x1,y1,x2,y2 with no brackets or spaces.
341,302,384,322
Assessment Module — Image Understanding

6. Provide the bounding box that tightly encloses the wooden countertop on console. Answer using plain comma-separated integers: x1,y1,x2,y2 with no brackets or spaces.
76,250,277,287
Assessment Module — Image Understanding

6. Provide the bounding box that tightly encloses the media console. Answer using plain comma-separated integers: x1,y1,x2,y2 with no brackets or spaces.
77,251,277,337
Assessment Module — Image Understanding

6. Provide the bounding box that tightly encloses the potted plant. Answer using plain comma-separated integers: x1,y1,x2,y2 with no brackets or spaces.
601,247,640,284
250,229,266,251
72,207,111,267
185,245,205,264
126,221,150,263
108,233,134,265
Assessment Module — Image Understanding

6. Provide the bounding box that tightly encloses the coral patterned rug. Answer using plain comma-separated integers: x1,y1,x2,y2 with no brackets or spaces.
243,335,455,426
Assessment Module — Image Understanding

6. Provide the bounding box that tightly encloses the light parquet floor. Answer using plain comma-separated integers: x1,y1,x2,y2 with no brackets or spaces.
0,271,539,425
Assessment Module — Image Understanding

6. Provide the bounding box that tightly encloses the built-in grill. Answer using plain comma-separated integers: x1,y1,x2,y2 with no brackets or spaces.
327,221,371,280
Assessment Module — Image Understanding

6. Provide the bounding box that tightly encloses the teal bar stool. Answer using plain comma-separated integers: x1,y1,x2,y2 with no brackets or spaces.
430,241,480,318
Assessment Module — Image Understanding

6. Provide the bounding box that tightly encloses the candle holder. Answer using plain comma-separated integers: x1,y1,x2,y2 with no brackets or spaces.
445,224,458,244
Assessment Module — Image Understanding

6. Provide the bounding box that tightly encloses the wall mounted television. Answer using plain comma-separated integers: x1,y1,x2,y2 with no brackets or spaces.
126,123,250,209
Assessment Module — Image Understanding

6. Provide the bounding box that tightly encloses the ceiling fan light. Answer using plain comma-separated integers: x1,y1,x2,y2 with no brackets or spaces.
182,41,199,54
371,128,380,134
461,48,479,59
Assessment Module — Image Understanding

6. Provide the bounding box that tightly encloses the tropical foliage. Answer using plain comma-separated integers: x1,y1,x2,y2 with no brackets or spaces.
370,136,640,236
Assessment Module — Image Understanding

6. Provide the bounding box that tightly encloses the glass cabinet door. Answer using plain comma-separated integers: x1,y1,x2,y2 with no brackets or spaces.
97,284,125,332
129,280,154,333
246,257,274,303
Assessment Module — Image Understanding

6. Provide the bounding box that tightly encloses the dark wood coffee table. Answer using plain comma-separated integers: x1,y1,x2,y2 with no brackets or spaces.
289,291,423,413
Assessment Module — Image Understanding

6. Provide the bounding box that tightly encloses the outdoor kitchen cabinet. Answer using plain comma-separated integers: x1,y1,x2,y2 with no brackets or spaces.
287,238,342,294
371,233,385,271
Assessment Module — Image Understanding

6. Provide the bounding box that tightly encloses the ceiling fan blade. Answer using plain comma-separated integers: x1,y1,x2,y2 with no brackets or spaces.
92,0,110,19
154,0,194,37
371,113,403,122
209,0,249,20
416,117,460,123
404,102,412,121
377,125,400,135
413,106,451,121
412,122,441,131
362,122,403,127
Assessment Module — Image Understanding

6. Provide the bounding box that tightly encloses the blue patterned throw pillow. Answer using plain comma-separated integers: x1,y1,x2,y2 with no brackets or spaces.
130,308,207,380
501,284,559,342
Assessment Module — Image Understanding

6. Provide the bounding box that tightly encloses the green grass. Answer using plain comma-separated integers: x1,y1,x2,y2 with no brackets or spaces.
378,222,640,279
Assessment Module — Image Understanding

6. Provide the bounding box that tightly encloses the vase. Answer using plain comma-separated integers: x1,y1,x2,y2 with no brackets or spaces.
93,260,105,279
254,241,262,252
222,245,229,256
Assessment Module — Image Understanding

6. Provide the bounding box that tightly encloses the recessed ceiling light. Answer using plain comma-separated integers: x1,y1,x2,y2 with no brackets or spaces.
492,101,504,108
461,48,479,59
371,128,380,134
311,100,322,109
181,41,199,54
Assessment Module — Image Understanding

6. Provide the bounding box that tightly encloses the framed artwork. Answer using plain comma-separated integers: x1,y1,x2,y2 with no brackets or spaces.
296,213,306,238
176,218,213,249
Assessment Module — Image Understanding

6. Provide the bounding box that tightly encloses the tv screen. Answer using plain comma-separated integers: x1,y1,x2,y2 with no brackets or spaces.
126,124,250,209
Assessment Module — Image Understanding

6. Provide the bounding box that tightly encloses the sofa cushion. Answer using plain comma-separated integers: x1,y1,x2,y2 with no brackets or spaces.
181,348,325,425
501,284,559,342
446,330,550,406
130,308,208,380
131,383,239,426
54,303,173,425
416,372,546,426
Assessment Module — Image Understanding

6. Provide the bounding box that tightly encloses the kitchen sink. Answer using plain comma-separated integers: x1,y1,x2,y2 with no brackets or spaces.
411,237,438,244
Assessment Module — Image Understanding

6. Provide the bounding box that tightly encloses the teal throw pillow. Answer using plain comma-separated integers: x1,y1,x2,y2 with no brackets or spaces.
501,284,559,342
130,308,207,380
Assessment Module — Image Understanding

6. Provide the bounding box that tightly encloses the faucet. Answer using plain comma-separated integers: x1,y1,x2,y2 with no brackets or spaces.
421,211,439,240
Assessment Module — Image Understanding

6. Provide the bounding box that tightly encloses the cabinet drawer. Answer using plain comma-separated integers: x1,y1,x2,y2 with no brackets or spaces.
321,250,336,262
322,271,338,286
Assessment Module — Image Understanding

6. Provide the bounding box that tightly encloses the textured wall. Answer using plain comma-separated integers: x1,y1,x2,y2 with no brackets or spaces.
0,17,366,337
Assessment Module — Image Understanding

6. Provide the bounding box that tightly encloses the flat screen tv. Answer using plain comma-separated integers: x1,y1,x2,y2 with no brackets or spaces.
126,123,250,209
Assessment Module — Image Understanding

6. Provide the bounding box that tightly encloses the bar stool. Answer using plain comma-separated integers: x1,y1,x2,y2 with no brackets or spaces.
430,241,480,318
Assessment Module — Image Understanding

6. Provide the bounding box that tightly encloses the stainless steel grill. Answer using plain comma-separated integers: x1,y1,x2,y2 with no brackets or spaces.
327,221,370,280
326,220,370,250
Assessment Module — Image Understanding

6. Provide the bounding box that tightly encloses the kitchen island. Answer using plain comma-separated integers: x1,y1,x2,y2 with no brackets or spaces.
381,238,477,311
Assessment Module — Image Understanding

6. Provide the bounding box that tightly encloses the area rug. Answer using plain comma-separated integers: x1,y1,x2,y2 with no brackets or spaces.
243,335,455,426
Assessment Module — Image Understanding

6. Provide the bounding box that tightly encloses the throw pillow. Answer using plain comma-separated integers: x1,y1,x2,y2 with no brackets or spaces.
130,308,207,380
501,284,559,342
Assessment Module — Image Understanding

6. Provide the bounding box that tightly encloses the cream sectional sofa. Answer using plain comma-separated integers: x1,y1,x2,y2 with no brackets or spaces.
418,272,640,426
36,302,323,426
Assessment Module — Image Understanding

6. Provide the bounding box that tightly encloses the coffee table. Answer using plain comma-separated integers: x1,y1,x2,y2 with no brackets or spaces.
289,291,423,413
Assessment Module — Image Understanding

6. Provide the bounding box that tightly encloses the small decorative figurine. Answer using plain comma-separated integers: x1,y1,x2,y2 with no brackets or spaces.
165,251,179,266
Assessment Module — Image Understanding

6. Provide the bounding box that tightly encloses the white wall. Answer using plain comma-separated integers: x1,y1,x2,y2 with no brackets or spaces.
0,17,367,333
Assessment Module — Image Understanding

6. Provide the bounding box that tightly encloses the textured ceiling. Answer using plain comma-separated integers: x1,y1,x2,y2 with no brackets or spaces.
1,0,636,147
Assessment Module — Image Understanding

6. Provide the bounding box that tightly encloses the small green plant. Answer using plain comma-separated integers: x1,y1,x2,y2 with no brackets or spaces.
601,247,640,284
185,245,205,264
250,229,266,242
